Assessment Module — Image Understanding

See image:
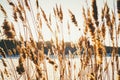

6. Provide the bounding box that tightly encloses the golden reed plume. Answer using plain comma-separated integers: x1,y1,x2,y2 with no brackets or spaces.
91,0,99,26
2,19,16,39
53,4,63,22
68,9,78,26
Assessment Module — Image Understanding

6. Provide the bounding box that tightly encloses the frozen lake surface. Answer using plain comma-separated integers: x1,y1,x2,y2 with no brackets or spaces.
0,56,120,80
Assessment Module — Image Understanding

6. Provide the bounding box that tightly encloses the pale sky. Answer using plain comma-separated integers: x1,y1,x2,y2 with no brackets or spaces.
0,0,119,46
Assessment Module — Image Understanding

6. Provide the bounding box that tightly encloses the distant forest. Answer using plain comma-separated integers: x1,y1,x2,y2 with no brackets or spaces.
0,40,120,57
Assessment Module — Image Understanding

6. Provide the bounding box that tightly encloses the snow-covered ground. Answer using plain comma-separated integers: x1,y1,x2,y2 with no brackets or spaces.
0,56,120,80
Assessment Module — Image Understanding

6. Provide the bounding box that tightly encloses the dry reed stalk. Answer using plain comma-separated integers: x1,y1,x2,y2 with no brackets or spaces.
54,5,63,23
60,39,66,80
49,13,51,25
8,1,26,40
77,70,81,80
86,8,95,40
117,0,120,20
42,59,48,80
47,57,58,79
68,60,72,80
111,48,115,80
68,9,78,26
54,4,63,22
113,0,120,72
27,0,42,41
17,1,24,11
0,36,18,80
36,0,39,9
116,54,119,71
54,64,58,71
88,47,93,70
67,21,70,36
79,37,90,71
16,62,25,75
101,8,105,21
4,68,9,77
117,23,120,37
47,57,56,65
87,72,95,80
35,65,42,79
15,0,25,21
104,2,115,47
13,7,18,22
17,8,25,21
12,48,16,55
24,0,30,11
104,7,114,47
0,4,7,17
0,71,4,80
101,22,106,39
104,60,111,80
74,62,76,80
82,7,87,21
30,37,37,48
8,49,13,56
1,0,38,79
8,1,18,22
91,0,99,26
53,7,57,17
9,2,15,7
96,40,104,65
40,7,53,33
117,70,120,80
0,47,6,58
40,7,48,23
104,3,111,26
95,37,107,79
111,11,115,24
37,13,42,29
1,58,7,67
82,7,88,35
55,4,59,18
56,22,60,33
57,53,64,80
59,5,63,22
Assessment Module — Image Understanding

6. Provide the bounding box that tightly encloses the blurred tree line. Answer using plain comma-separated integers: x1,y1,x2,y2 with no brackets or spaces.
0,39,120,57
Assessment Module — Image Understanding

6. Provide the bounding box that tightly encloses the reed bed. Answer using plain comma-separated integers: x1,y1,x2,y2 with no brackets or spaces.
0,0,120,80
